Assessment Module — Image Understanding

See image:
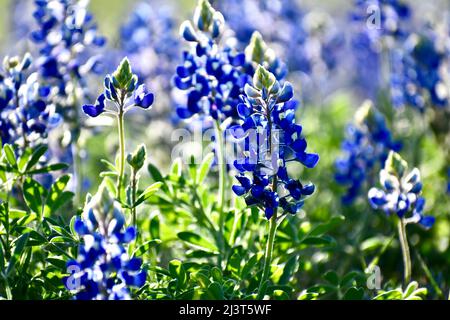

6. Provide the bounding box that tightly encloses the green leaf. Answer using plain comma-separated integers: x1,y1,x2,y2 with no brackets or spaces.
149,215,160,239
279,256,298,285
343,287,364,300
27,163,68,174
206,282,224,300
307,215,345,237
210,267,222,283
27,230,48,247
241,254,260,279
177,231,218,253
25,145,48,172
46,257,67,269
127,144,146,171
196,152,214,185
169,260,187,289
300,235,336,247
273,289,290,300
132,239,162,257
169,158,182,181
134,182,163,207
6,233,29,277
3,144,17,168
147,163,164,182
0,240,4,272
23,178,46,216
44,175,74,216
324,270,339,286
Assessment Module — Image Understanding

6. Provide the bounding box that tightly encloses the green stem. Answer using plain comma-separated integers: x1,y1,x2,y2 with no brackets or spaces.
131,168,137,227
116,109,125,200
213,120,226,265
397,218,411,285
258,203,278,299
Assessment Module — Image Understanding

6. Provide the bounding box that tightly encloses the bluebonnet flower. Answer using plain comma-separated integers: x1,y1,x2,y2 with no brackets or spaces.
82,58,154,118
30,0,106,99
335,101,401,204
66,184,146,300
349,0,412,98
174,0,250,122
214,0,344,83
0,53,60,148
243,31,287,81
390,27,450,111
120,1,180,90
368,151,435,228
232,66,318,219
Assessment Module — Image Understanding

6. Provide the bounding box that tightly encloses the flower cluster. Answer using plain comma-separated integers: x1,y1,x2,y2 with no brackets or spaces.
174,0,250,122
335,101,401,204
82,58,154,118
0,54,60,148
349,0,412,97
30,0,106,98
232,66,318,219
120,1,180,89
390,27,450,111
215,0,344,81
66,185,146,300
368,151,435,228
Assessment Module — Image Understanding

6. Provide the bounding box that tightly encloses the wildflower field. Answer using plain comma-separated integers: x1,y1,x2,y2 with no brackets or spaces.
0,0,449,302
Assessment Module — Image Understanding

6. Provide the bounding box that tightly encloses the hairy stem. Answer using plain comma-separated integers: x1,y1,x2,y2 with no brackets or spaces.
116,108,125,200
398,218,411,284
258,196,278,299
213,120,226,266
131,168,137,227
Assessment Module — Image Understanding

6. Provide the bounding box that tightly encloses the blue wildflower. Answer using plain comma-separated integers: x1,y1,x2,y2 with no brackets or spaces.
232,65,318,219
120,2,180,90
65,184,146,300
0,53,60,149
390,27,450,111
335,101,401,204
30,0,106,98
215,0,344,87
82,58,154,118
368,151,435,228
174,0,250,122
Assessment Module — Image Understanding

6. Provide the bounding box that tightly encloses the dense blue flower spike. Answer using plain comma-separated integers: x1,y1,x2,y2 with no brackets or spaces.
335,101,401,204
30,0,106,99
390,27,450,111
174,0,250,122
232,66,318,219
215,0,344,80
65,184,146,300
0,53,60,148
120,1,180,89
368,151,435,228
